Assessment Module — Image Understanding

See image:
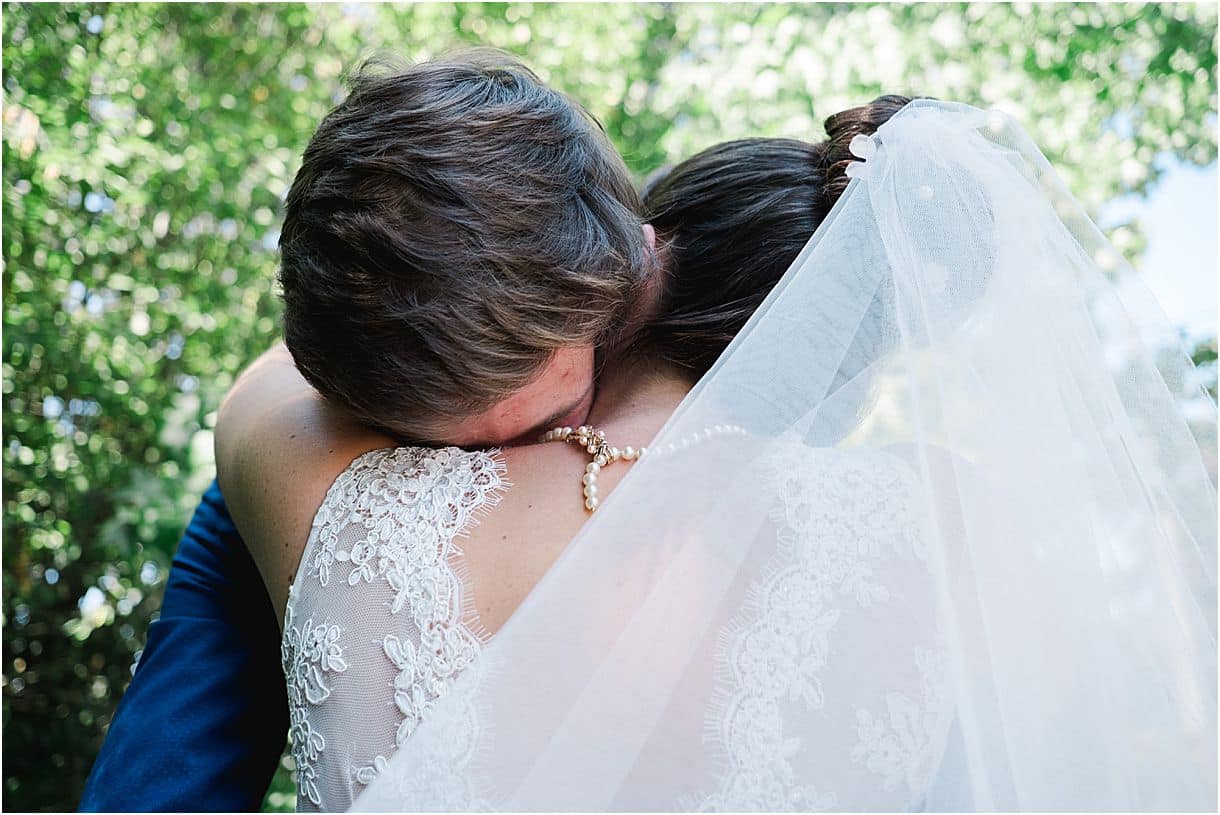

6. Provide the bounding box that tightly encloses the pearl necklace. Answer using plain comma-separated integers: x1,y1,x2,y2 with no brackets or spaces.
540,422,747,513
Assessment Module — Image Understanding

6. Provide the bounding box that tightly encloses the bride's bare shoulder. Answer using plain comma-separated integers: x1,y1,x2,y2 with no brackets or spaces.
215,343,394,622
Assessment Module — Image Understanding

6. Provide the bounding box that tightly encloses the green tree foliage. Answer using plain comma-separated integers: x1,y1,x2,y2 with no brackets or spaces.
2,3,1215,810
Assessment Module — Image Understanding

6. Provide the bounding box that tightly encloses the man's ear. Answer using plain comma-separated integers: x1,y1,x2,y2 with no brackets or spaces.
603,223,667,358
634,223,667,326
641,223,662,289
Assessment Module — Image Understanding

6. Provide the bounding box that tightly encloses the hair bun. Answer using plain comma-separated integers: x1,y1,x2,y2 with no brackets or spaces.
819,94,913,200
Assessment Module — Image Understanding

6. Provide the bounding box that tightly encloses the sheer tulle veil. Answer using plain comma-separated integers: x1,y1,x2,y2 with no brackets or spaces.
354,100,1217,811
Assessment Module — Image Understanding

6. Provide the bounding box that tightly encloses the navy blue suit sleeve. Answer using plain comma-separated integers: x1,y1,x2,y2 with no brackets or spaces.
80,479,288,812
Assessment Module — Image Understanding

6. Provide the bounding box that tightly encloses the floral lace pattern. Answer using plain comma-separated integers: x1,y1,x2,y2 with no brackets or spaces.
356,662,493,811
281,446,506,811
852,647,951,794
281,603,349,807
700,448,942,811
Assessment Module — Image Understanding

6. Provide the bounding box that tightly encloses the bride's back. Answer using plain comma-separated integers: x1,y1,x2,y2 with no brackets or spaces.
277,362,690,809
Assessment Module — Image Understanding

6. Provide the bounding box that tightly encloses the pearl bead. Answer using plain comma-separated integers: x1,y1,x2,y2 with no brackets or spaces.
543,421,744,513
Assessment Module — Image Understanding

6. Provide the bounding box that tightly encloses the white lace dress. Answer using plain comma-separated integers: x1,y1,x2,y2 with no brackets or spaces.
280,446,507,811
337,442,955,812
281,441,956,812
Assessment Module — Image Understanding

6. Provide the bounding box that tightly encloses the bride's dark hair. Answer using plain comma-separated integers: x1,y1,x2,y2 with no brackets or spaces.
639,94,912,377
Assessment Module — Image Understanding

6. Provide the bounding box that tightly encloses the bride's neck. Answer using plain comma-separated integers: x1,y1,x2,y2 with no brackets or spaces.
585,352,696,432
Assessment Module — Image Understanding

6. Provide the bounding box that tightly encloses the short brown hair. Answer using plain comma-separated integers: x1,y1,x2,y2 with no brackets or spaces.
279,50,649,441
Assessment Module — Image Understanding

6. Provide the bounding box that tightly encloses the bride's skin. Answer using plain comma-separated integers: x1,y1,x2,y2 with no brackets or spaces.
216,298,689,633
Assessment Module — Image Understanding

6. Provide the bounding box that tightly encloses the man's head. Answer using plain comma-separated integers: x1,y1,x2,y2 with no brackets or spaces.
279,50,652,446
